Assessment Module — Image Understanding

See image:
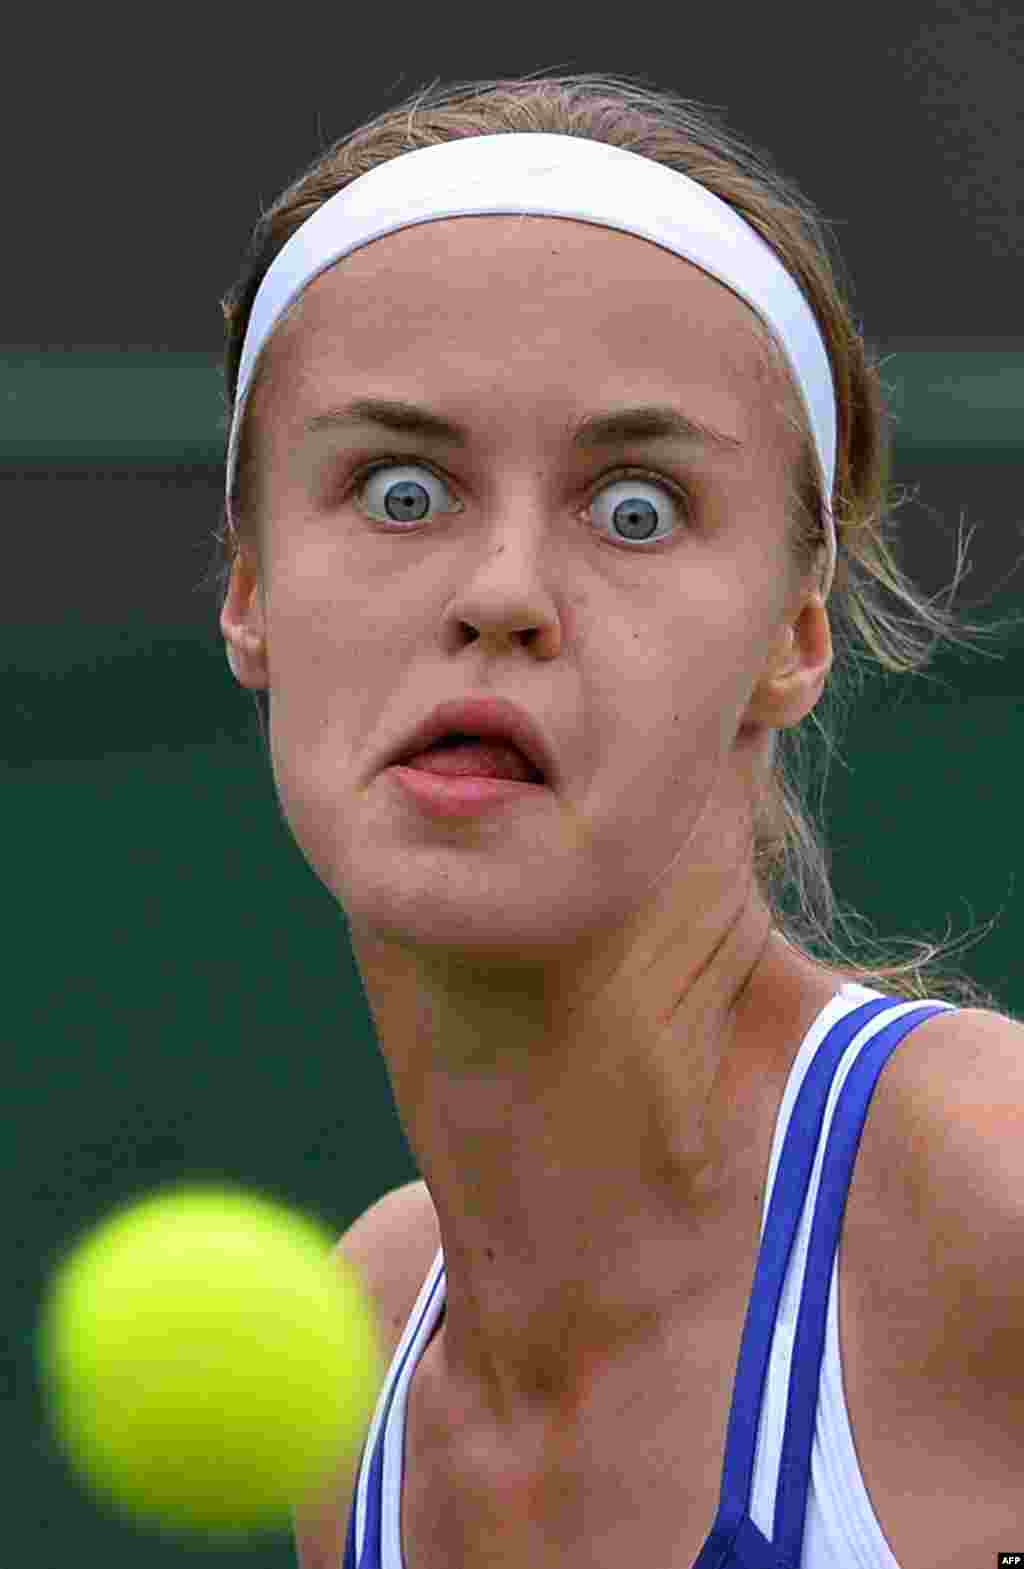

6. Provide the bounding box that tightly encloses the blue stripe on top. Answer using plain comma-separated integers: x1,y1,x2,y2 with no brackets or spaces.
694,997,950,1568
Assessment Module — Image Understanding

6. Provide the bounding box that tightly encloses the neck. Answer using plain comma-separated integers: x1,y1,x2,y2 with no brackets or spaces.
349,885,833,1440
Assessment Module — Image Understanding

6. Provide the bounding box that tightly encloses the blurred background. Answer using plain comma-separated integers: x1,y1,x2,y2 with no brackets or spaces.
8,6,1023,1563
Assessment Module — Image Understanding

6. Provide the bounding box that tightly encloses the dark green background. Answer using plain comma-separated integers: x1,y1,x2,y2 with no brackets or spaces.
9,8,1024,1553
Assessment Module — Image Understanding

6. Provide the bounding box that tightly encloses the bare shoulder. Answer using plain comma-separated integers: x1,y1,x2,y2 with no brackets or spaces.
862,1004,1024,1248
293,1179,440,1569
846,1002,1024,1312
339,1177,442,1353
840,1004,1024,1563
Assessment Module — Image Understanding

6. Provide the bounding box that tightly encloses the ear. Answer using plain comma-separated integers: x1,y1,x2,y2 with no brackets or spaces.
745,593,832,731
219,543,269,692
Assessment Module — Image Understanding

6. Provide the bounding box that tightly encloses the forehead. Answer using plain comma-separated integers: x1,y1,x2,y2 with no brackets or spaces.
258,214,793,454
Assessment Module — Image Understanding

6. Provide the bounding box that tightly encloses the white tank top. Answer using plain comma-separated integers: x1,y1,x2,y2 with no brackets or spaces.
343,981,956,1567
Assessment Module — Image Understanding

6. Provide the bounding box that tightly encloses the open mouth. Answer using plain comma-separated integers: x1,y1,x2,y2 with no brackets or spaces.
399,733,545,785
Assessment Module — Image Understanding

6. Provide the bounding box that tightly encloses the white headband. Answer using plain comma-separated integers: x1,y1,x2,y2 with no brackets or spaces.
227,132,837,597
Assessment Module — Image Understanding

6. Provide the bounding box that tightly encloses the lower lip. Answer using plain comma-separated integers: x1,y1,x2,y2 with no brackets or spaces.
387,765,549,817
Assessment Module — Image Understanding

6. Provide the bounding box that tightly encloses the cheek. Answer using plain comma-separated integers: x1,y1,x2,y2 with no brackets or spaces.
650,587,768,733
266,715,369,909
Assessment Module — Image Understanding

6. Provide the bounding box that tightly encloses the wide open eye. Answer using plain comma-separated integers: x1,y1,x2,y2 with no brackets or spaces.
355,463,460,526
588,473,688,545
353,461,688,547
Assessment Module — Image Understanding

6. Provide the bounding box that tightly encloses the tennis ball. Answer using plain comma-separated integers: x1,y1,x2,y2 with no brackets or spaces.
36,1182,383,1542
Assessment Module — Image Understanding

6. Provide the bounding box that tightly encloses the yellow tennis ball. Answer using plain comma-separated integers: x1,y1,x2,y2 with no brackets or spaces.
36,1182,383,1543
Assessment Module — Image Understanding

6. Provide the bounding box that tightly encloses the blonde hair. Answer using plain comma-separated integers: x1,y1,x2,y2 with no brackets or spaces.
208,68,1020,1010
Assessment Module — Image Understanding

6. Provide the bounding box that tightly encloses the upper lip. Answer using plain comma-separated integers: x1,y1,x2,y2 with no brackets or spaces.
386,696,558,787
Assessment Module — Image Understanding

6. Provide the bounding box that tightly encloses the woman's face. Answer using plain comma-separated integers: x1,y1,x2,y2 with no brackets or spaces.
224,214,820,961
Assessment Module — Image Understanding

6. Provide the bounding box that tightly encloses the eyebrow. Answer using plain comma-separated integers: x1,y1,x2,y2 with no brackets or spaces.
299,398,744,456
